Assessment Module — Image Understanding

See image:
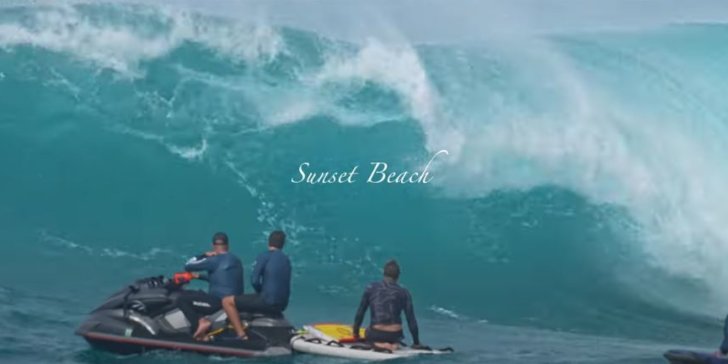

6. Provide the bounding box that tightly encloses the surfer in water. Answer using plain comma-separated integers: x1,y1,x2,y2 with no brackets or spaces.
716,315,728,357
352,260,426,351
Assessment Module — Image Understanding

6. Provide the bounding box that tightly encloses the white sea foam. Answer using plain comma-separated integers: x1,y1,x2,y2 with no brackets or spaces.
429,305,464,320
422,38,728,313
0,3,283,76
166,138,208,161
299,26,728,312
40,231,175,261
314,38,464,157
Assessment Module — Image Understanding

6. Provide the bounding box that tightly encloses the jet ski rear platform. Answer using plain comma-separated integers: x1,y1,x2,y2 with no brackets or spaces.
76,275,294,358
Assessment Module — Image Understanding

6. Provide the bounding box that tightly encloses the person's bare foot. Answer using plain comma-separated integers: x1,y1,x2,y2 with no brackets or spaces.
193,318,212,340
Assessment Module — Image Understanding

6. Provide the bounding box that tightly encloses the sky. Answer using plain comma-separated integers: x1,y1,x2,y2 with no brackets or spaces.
8,0,728,42
160,0,728,41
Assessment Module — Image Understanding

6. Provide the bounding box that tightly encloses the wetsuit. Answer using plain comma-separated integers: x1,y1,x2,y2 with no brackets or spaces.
177,252,243,331
352,278,420,345
233,249,291,314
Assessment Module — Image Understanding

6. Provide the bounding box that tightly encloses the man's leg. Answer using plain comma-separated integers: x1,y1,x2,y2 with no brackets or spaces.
192,297,221,340
222,294,269,338
176,291,219,336
193,318,212,339
177,291,204,334
222,295,247,338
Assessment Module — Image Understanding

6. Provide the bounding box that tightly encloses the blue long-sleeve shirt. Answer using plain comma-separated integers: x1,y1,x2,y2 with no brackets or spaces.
251,249,291,310
184,252,244,299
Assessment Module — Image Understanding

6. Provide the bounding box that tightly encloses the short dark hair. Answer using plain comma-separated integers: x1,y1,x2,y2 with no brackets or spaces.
212,232,229,245
383,260,400,280
268,230,286,249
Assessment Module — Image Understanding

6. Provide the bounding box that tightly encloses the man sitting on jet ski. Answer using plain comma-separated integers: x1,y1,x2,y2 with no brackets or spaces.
195,230,292,340
352,260,427,352
178,232,244,340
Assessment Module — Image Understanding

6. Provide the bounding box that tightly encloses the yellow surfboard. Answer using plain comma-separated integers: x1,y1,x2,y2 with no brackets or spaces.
304,323,366,343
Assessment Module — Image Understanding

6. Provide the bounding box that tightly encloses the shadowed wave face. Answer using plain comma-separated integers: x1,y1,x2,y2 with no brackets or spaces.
1,2,728,363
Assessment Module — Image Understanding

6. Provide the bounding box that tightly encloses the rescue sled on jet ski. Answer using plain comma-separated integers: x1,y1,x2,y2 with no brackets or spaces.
291,323,454,361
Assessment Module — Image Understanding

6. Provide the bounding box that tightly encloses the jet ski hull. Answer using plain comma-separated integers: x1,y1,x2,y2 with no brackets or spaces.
80,331,289,357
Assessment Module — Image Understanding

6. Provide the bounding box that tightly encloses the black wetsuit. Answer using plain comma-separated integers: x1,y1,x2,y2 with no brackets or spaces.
352,278,420,345
177,252,244,331
234,249,291,314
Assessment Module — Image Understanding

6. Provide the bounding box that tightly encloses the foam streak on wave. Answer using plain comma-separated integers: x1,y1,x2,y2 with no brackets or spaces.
314,38,465,157
40,231,177,261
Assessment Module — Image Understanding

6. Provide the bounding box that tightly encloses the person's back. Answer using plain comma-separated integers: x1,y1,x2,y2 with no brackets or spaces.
252,249,291,310
188,252,244,299
363,280,412,327
352,260,422,350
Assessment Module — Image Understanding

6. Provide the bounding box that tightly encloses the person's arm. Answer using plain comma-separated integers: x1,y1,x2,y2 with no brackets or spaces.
196,272,209,281
404,290,420,345
251,253,269,293
352,287,371,340
184,254,216,272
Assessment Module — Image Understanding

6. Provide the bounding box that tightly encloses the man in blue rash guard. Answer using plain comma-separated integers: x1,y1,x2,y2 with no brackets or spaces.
352,260,426,352
177,232,244,339
220,230,291,340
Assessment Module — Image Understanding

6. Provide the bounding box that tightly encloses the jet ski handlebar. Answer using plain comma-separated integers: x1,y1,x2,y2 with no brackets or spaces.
128,273,194,292
127,275,168,291
172,272,196,285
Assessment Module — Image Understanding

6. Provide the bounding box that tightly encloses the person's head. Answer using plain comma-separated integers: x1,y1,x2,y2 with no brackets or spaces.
268,230,286,250
211,232,229,253
383,260,400,281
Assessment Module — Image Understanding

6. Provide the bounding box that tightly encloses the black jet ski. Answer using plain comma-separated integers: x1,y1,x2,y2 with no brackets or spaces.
76,275,294,357
664,349,728,364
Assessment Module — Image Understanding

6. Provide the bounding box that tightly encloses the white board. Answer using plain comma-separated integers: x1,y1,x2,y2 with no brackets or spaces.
291,335,453,361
